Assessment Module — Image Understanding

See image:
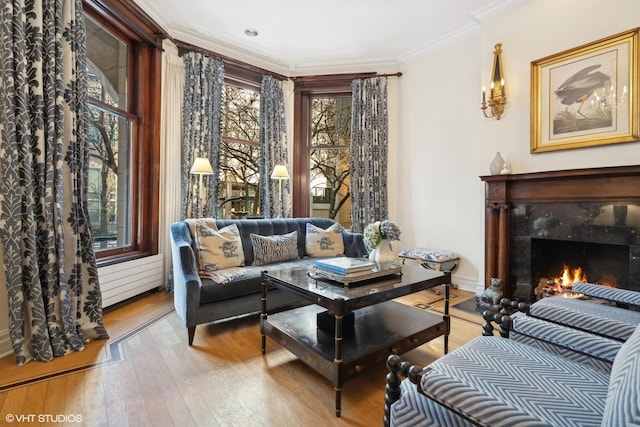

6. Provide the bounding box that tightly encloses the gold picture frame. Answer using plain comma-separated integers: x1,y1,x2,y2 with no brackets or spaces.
531,28,640,153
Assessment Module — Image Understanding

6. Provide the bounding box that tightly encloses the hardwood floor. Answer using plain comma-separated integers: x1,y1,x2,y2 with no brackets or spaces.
0,287,483,426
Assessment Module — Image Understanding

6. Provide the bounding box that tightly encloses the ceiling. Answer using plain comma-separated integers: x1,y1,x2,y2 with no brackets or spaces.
133,0,526,76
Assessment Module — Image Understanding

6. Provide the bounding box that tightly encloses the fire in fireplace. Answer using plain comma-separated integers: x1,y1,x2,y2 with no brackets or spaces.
535,263,588,298
530,237,630,300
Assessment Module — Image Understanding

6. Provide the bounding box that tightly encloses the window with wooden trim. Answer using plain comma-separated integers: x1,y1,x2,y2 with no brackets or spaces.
83,1,162,262
293,76,355,228
219,83,261,218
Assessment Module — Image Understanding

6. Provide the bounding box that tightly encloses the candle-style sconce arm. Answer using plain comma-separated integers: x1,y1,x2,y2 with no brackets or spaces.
482,96,507,120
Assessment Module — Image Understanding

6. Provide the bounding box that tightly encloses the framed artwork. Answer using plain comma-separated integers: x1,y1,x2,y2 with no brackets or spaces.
531,28,639,153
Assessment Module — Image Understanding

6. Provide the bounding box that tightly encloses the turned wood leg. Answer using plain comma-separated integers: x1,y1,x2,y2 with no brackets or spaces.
334,311,344,417
261,275,268,354
444,283,450,354
188,326,196,346
384,355,403,427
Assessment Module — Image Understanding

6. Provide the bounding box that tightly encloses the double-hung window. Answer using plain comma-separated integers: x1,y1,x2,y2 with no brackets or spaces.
219,83,261,218
218,64,264,218
294,77,354,228
83,1,163,262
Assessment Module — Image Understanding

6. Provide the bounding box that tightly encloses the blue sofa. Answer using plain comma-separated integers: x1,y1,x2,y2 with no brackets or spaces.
169,217,368,345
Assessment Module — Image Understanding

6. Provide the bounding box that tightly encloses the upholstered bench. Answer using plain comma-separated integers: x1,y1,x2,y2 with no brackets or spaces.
398,248,460,272
385,324,640,427
509,313,622,373
527,296,640,341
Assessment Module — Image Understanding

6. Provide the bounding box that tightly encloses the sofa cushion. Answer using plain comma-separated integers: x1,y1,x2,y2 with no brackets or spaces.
420,336,609,427
199,259,316,303
305,223,345,257
601,324,640,426
195,223,245,272
250,231,299,266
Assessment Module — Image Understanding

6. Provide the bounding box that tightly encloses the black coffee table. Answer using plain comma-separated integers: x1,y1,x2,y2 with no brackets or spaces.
260,263,451,416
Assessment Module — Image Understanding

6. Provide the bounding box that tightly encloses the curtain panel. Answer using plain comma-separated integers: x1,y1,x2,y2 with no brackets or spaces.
260,75,290,218
350,77,389,233
160,53,185,292
181,52,224,219
0,0,108,365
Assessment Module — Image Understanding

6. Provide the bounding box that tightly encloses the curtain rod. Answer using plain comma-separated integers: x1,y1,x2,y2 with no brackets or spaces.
172,39,289,81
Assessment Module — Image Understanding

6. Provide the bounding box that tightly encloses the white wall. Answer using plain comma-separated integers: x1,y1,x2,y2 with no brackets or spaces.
395,0,640,294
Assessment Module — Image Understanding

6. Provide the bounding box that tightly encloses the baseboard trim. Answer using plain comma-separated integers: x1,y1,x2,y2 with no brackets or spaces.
450,275,480,294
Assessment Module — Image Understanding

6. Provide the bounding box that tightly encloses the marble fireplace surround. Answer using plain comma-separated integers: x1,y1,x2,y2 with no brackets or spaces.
481,165,640,302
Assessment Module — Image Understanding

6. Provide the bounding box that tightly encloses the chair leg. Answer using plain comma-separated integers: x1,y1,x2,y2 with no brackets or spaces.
188,326,196,345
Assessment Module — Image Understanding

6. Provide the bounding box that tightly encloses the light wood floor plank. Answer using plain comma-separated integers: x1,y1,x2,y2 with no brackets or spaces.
0,289,482,426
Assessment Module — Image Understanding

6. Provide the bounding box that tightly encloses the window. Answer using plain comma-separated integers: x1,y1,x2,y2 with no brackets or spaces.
85,17,133,250
310,97,352,227
219,71,262,219
293,76,356,228
83,1,163,261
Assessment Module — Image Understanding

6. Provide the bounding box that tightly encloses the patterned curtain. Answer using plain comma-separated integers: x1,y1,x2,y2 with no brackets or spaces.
350,77,389,233
181,52,224,219
260,75,290,218
0,0,109,365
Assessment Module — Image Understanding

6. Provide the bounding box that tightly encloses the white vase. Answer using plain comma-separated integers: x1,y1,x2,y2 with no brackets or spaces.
490,152,505,175
372,239,395,270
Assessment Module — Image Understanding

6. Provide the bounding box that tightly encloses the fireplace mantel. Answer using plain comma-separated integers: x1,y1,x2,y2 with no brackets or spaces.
480,165,640,298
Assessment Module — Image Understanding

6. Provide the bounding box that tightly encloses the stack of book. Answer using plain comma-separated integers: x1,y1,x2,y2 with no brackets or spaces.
313,257,375,276
311,257,402,286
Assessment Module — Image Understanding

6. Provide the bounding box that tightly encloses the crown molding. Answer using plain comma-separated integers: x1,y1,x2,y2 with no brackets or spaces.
399,0,528,61
399,22,481,61
471,0,529,22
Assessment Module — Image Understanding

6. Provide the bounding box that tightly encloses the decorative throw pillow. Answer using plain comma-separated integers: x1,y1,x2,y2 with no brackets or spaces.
195,223,245,272
305,223,345,257
250,231,299,266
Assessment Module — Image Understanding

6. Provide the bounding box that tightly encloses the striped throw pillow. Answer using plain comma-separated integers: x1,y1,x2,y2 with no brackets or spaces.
250,231,299,266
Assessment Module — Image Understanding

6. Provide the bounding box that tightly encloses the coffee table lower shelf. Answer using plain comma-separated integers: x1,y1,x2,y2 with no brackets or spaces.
261,300,449,416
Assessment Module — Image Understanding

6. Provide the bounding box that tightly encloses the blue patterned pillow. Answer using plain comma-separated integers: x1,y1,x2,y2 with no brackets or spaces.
195,223,245,272
250,231,299,266
601,324,640,425
305,223,344,257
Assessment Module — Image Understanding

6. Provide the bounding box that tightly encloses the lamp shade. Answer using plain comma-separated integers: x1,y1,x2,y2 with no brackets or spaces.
270,164,289,180
190,157,214,175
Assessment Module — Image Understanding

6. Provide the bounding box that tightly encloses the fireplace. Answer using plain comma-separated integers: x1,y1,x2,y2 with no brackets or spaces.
481,166,640,302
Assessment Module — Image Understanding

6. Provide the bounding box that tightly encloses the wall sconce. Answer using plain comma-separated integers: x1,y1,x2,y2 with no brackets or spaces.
271,164,289,217
190,157,214,217
482,43,507,120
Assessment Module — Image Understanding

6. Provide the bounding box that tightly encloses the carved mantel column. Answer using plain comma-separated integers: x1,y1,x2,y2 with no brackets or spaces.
482,176,510,296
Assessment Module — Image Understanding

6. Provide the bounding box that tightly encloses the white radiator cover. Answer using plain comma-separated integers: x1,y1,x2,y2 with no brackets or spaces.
100,254,165,307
